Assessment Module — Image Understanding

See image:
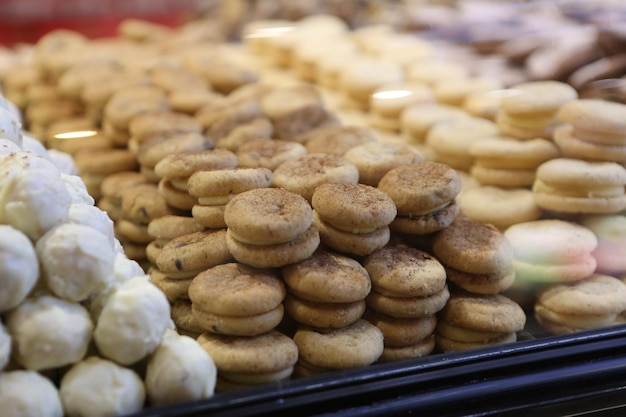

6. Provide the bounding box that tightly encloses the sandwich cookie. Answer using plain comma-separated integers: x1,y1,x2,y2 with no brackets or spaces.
224,188,319,268
400,102,470,144
169,299,205,339
363,245,450,319
74,147,139,201
457,186,542,231
148,269,192,304
98,171,149,222
368,81,435,132
469,137,561,188
378,162,462,235
578,214,626,275
281,248,371,328
311,182,397,256
146,214,205,266
433,76,503,108
197,330,298,392
435,291,526,352
503,219,598,306
344,140,424,187
187,167,273,229
425,116,500,172
273,153,359,202
364,310,437,362
155,229,232,280
338,57,404,111
432,218,516,295
496,80,577,140
127,111,203,156
299,125,377,156
293,319,384,377
189,262,285,336
236,138,307,171
534,274,626,335
135,132,214,183
533,158,626,214
153,149,239,211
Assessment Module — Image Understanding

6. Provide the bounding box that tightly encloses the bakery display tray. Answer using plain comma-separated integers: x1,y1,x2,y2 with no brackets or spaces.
130,323,626,417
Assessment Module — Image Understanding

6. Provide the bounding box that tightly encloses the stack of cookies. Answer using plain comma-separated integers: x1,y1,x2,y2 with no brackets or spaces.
432,217,526,351
363,246,449,361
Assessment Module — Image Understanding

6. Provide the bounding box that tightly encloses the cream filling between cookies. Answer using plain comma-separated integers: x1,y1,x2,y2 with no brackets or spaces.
405,202,450,217
169,177,190,191
534,180,624,198
197,195,235,206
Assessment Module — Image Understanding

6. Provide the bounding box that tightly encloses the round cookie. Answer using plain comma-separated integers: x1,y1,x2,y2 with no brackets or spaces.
170,299,205,338
147,214,205,262
557,99,626,145
435,291,526,352
377,335,436,362
433,76,503,107
343,140,424,186
432,218,514,275
533,158,626,214
553,124,626,164
282,248,371,303
378,161,461,235
189,262,286,336
283,294,366,329
224,187,312,245
363,245,447,298
225,226,320,269
236,138,307,170
293,319,384,374
364,309,437,348
366,285,451,319
534,274,626,335
338,57,404,108
457,186,542,231
579,214,626,274
155,229,232,279
273,153,359,202
148,269,192,303
400,102,471,144
504,219,598,285
197,330,298,388
301,125,377,156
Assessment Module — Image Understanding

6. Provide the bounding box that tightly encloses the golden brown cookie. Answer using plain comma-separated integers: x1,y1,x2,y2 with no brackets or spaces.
236,138,308,171
189,263,285,336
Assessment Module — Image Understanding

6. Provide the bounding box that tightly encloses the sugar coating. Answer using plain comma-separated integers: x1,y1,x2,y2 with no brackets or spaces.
66,204,115,248
61,174,95,205
94,276,170,365
6,294,93,371
0,370,63,417
60,356,145,417
145,331,217,407
0,151,71,240
0,225,39,312
36,223,115,302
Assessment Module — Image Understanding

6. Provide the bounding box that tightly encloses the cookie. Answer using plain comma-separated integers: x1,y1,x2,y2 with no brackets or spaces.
128,111,203,151
338,57,404,109
311,182,397,256
553,124,626,165
504,219,598,283
149,269,192,303
236,138,307,170
189,262,285,336
363,245,447,298
432,217,514,275
378,162,462,235
103,84,169,131
366,285,450,319
224,187,312,245
155,229,232,279
284,294,366,329
170,299,205,338
147,214,205,248
187,167,273,229
534,274,626,335
293,319,384,376
533,158,626,214
435,291,526,352
496,80,577,140
433,76,503,107
119,182,173,225
197,330,298,390
557,98,626,146
282,248,371,303
368,81,435,131
343,140,424,186
469,137,561,188
578,214,626,275
400,102,470,144
457,186,542,231
364,309,437,349
74,148,139,201
300,125,377,156
225,225,320,269
273,153,359,203
214,117,274,151
405,59,469,86
154,149,239,210
425,116,500,171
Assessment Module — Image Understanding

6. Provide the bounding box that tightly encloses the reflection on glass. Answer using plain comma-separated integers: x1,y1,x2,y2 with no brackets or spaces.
53,130,98,139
